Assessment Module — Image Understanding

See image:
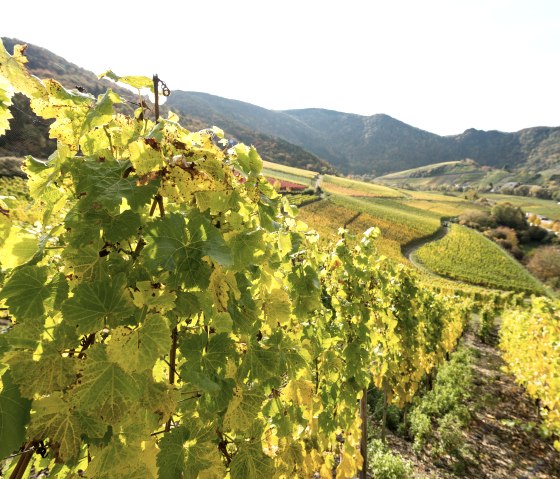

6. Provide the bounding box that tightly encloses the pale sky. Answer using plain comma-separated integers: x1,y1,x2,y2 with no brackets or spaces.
2,0,559,135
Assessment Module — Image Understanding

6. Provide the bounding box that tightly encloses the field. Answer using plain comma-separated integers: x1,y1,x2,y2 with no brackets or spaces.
322,175,403,197
415,224,546,294
484,193,560,220
262,160,317,179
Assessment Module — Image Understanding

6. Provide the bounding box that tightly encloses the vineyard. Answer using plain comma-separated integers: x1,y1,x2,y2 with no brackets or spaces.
415,224,546,294
499,297,560,451
0,38,559,479
322,175,403,198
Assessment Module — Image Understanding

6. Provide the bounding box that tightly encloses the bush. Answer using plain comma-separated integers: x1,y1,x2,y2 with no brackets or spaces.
434,413,465,458
409,409,432,453
407,347,474,457
458,209,496,230
527,246,560,288
368,439,414,479
484,226,523,258
478,305,495,344
491,202,528,230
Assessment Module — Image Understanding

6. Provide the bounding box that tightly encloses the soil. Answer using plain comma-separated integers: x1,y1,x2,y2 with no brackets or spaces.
384,326,560,478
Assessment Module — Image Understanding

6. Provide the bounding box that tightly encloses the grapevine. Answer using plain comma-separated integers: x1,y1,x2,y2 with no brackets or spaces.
0,40,470,478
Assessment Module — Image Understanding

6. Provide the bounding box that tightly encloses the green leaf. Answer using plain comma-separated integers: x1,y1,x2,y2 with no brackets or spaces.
0,76,14,135
233,144,262,176
145,212,232,288
179,333,234,389
28,394,82,461
61,241,106,281
99,71,154,91
86,209,142,243
237,339,280,383
129,140,164,176
62,273,135,333
223,385,265,431
195,189,239,214
187,210,233,267
107,314,171,373
229,442,274,479
72,346,140,423
228,230,267,270
0,369,31,459
156,425,188,479
263,288,292,326
157,422,219,479
0,225,39,269
73,158,157,211
81,89,122,135
1,316,45,351
288,265,321,316
0,266,50,320
88,436,158,479
8,343,77,398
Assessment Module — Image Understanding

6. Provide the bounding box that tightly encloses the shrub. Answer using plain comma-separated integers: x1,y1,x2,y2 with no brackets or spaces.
407,347,473,457
491,202,528,230
527,246,560,288
368,439,414,479
458,209,496,229
478,305,495,344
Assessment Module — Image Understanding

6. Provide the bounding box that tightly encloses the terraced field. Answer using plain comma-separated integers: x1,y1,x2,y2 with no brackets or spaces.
484,193,560,220
322,175,403,197
415,224,546,294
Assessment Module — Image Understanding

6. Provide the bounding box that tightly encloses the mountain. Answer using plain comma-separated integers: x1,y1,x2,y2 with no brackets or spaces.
170,92,335,172
2,37,560,178
0,38,336,174
167,92,560,177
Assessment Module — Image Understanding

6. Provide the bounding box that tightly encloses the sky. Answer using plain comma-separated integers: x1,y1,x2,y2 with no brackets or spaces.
2,0,559,135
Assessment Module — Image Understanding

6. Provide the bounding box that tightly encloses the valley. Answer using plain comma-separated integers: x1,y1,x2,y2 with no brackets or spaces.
0,36,559,479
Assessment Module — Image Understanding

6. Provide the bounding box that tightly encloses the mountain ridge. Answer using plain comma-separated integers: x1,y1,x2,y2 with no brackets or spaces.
2,37,560,178
167,90,560,176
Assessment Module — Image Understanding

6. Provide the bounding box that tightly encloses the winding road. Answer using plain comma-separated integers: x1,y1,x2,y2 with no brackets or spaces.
401,223,450,276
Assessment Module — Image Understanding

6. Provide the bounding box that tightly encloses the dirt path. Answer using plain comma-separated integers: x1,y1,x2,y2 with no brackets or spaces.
402,224,449,276
385,327,560,478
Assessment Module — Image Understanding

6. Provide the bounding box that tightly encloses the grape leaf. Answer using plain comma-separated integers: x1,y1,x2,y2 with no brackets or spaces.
88,436,158,479
73,158,157,211
0,266,50,320
223,385,265,431
107,314,171,373
145,212,232,288
8,344,77,398
81,89,122,135
0,369,31,459
72,346,140,423
28,394,82,461
180,332,234,382
156,422,218,479
229,442,274,479
62,273,135,333
98,71,154,92
228,230,267,270
0,76,14,135
129,140,164,176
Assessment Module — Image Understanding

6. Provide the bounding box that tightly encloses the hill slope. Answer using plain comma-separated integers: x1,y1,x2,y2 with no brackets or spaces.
167,92,560,176
0,38,335,173
2,38,560,177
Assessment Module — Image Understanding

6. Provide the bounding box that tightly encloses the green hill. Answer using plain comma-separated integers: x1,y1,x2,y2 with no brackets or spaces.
0,38,335,174
3,37,560,179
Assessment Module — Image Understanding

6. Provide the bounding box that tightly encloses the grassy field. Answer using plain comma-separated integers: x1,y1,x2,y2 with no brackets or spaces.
332,196,442,239
484,194,560,220
262,160,317,178
415,224,546,294
322,175,403,197
262,160,317,188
